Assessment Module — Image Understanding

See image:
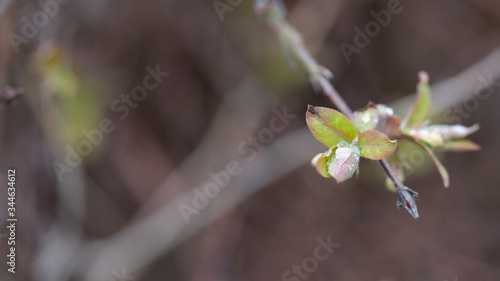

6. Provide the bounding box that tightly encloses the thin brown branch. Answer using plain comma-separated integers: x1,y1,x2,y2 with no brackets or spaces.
260,1,353,118
260,1,403,190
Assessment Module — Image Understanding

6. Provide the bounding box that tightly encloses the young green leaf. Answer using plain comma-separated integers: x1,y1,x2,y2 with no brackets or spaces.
306,105,357,147
328,143,360,183
402,71,431,129
442,139,480,152
352,103,396,133
352,103,379,133
358,130,397,160
375,104,395,116
414,139,450,187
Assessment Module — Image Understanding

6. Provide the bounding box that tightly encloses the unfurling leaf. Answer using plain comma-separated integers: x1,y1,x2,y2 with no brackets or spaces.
402,71,431,129
442,139,480,152
358,130,397,160
328,142,360,182
352,102,396,133
375,104,395,117
397,187,419,219
352,103,379,133
406,124,480,147
413,139,450,187
306,105,357,147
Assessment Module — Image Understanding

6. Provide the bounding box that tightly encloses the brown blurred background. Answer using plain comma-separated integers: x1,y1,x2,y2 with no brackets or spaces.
1,0,500,280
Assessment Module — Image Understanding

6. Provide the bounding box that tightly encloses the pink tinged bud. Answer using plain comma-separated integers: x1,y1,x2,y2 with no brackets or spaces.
328,144,360,183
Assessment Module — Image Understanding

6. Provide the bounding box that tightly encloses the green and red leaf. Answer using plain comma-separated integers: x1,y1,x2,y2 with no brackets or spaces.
358,130,397,160
306,105,357,147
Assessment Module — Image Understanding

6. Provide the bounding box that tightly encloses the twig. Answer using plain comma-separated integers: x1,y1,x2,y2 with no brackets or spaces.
259,1,402,189
259,1,353,118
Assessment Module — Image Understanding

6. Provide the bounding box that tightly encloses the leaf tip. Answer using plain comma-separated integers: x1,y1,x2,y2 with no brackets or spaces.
307,105,318,114
444,177,450,188
470,123,480,134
